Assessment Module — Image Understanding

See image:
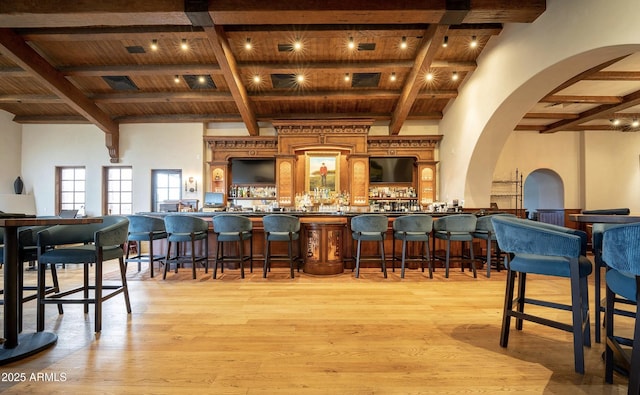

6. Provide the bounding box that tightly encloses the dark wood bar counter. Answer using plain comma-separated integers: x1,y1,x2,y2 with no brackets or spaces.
139,211,487,276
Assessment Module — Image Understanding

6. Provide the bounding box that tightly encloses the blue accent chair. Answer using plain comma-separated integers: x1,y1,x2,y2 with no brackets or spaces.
163,215,209,279
433,214,477,278
392,214,433,278
602,222,640,393
472,213,516,278
36,216,131,333
351,214,388,278
213,214,253,279
125,215,167,278
263,214,301,278
492,216,592,374
584,207,631,343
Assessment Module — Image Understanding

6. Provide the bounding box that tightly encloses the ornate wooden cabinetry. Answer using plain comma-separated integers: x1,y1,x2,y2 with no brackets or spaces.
204,123,442,208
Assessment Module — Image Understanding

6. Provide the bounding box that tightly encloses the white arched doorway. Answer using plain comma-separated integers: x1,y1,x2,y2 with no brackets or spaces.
524,169,565,224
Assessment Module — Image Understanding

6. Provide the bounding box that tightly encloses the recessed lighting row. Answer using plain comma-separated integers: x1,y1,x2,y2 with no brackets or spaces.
150,39,189,51
425,71,462,82
442,35,478,48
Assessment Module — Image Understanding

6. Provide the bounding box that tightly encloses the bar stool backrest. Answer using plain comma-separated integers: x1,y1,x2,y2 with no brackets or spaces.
263,214,300,234
213,214,252,234
393,214,433,233
351,214,388,234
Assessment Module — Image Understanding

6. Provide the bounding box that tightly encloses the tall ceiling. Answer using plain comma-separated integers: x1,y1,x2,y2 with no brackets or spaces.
13,1,640,160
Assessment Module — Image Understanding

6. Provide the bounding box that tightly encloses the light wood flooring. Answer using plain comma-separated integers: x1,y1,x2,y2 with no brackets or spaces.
0,260,634,394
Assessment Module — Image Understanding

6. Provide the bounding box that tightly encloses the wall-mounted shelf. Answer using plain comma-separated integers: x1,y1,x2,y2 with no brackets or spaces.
490,169,523,216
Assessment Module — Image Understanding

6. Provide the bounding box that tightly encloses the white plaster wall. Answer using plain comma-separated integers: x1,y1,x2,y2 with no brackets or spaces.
494,131,582,209
584,131,640,212
440,0,640,208
0,110,22,195
21,122,204,216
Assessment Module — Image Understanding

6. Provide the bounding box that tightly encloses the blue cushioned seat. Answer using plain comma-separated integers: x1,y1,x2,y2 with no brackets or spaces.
212,214,253,279
602,222,640,393
492,215,592,374
125,215,167,278
433,214,477,278
36,216,131,333
163,215,209,279
392,214,433,278
351,214,388,278
263,214,301,278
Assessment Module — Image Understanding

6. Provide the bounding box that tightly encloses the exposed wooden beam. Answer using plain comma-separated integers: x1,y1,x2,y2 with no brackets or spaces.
389,24,450,135
0,28,120,161
0,94,61,103
0,1,190,28
61,64,222,77
524,112,580,119
542,88,640,133
540,95,623,104
584,71,640,81
547,55,630,95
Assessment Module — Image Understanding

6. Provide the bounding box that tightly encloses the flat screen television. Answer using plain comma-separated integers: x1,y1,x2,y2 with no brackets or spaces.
369,157,414,183
231,158,276,184
204,192,224,206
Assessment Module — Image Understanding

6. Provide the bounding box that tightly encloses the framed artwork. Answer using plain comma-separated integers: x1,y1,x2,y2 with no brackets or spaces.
305,152,340,192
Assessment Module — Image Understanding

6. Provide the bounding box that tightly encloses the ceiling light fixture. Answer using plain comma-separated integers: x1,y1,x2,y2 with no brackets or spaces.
150,39,158,51
174,75,180,84
633,119,640,128
425,72,434,81
344,73,350,82
400,36,407,49
442,36,449,48
253,75,261,84
348,37,355,50
452,71,459,81
296,74,304,83
470,36,478,48
293,39,302,51
390,72,397,82
181,39,188,51
198,76,206,84
245,38,252,50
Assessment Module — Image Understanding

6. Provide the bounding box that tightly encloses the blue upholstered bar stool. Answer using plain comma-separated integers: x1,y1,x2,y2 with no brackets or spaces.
213,214,253,279
125,215,167,278
163,215,209,279
602,222,640,393
392,214,433,278
36,216,131,333
432,214,477,278
351,214,388,279
492,215,592,374
472,213,515,278
263,214,301,278
0,225,61,332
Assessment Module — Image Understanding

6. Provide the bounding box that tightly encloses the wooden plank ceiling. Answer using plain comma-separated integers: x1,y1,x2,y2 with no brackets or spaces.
0,0,559,161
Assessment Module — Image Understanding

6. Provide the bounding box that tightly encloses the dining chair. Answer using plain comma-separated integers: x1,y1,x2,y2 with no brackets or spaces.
262,214,301,278
391,214,433,278
492,215,592,374
602,222,640,393
36,216,131,333
351,214,388,278
212,214,253,279
163,215,209,279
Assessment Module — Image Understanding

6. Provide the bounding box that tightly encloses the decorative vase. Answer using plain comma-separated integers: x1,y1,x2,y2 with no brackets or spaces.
14,176,24,194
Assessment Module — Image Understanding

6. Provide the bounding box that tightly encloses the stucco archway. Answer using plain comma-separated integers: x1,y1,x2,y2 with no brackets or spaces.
436,0,640,208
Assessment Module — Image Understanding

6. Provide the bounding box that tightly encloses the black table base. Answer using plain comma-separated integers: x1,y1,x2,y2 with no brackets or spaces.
0,332,57,365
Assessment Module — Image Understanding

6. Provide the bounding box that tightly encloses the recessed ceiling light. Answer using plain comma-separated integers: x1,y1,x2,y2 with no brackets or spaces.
425,73,434,81
348,37,355,50
181,38,188,51
400,36,407,50
390,72,397,82
245,38,252,51
174,75,180,84
470,36,478,48
344,73,350,82
452,71,459,81
150,39,158,51
293,40,302,51
253,75,261,84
